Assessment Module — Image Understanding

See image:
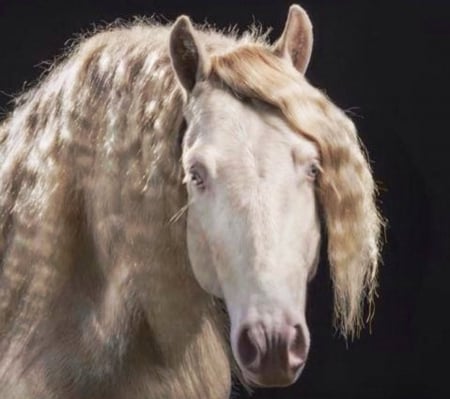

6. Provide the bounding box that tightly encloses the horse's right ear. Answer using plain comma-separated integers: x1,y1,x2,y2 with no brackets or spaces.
170,16,209,93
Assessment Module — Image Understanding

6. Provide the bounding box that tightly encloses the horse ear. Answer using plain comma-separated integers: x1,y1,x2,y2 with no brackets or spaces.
170,16,209,92
273,4,313,74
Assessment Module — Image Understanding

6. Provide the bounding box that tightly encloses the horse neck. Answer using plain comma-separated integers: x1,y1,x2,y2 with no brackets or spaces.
0,25,236,396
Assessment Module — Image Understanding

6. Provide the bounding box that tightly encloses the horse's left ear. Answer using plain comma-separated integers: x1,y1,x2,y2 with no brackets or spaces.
170,16,209,93
273,4,313,74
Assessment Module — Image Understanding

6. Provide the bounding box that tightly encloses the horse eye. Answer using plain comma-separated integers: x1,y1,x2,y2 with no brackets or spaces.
189,164,207,190
307,162,321,180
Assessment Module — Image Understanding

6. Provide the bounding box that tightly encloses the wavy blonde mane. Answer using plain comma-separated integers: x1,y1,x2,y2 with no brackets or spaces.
210,45,383,338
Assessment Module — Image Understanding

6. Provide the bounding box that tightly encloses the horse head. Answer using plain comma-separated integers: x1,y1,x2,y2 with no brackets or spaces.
169,5,382,387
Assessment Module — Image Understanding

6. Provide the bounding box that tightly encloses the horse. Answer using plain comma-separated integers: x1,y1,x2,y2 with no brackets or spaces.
0,4,383,398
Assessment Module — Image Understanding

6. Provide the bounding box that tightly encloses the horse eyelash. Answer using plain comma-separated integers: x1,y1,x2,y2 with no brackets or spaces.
169,200,192,225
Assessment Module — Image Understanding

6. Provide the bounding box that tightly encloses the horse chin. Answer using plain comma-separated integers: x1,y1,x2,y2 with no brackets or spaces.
240,366,305,388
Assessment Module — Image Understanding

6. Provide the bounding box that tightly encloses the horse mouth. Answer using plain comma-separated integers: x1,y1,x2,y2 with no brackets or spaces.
240,363,306,388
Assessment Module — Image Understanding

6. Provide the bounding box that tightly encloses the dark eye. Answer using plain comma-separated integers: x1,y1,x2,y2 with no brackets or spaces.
189,164,207,190
306,162,321,180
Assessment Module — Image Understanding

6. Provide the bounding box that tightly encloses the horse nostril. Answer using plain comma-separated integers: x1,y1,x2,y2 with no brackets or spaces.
237,327,260,369
289,324,307,369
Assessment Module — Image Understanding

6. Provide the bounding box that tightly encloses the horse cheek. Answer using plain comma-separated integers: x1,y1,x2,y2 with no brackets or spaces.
186,222,223,298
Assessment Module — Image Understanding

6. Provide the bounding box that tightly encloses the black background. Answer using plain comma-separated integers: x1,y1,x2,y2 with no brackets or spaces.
0,1,448,398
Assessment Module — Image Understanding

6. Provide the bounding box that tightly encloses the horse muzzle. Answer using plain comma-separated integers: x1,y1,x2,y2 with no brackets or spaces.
235,321,309,387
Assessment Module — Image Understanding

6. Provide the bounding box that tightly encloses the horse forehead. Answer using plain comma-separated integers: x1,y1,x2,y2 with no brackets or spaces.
191,87,318,167
196,91,287,143
211,118,291,172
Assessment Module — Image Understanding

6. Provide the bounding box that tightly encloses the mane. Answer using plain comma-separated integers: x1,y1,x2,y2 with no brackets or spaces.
210,45,384,338
0,21,236,396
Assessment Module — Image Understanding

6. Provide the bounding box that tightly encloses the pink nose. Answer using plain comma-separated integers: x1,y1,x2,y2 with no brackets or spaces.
237,323,308,387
